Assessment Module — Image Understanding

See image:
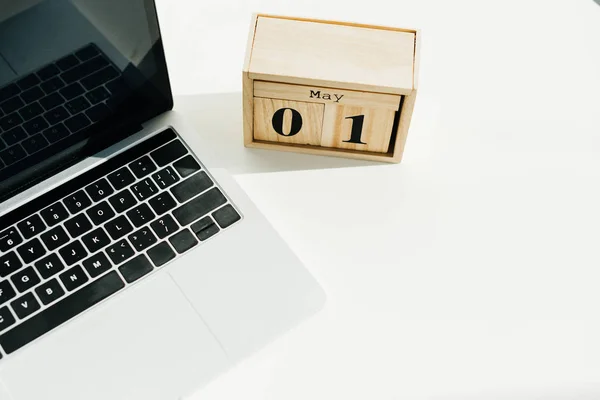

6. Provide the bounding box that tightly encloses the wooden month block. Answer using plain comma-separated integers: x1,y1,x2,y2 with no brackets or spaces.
253,98,324,146
320,105,397,153
243,14,420,163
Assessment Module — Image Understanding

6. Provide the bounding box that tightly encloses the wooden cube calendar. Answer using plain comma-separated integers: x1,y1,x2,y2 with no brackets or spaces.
243,14,420,163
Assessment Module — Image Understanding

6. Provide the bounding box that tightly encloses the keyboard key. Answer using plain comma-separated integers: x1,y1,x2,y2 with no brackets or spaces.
0,307,16,331
40,226,69,251
85,86,110,104
60,82,85,100
0,271,124,354
108,189,137,213
85,102,111,122
65,96,91,115
85,178,114,202
40,92,65,111
150,140,188,167
17,215,46,240
147,242,175,267
0,144,26,166
35,279,65,305
40,76,65,95
16,74,40,91
0,280,17,306
0,112,24,131
0,252,22,277
126,203,155,228
22,116,48,136
61,56,108,84
59,265,89,291
20,103,44,122
64,113,91,133
148,192,177,216
128,227,157,251
21,87,44,103
107,167,135,190
0,84,20,102
191,217,220,241
75,45,100,61
1,126,27,146
150,215,179,239
37,64,60,80
43,105,69,126
106,78,128,96
119,253,154,284
131,178,158,201
106,239,135,265
64,213,93,237
11,292,40,319
129,156,156,178
1,96,24,114
43,123,70,143
58,240,88,266
169,229,198,254
41,202,70,226
34,253,65,280
36,64,60,81
152,166,180,189
213,205,241,229
82,252,112,278
82,228,111,253
172,187,227,226
171,171,213,203
104,216,133,240
87,201,115,225
63,190,92,214
81,66,119,90
173,155,200,178
56,54,80,71
11,267,40,293
0,228,22,252
16,238,46,264
22,134,49,154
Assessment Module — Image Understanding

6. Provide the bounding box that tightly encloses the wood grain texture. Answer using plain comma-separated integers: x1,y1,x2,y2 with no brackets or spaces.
243,72,254,146
254,81,401,110
413,30,422,90
320,105,396,153
249,16,415,95
253,98,324,146
246,141,396,162
243,14,420,163
391,90,417,163
243,15,260,146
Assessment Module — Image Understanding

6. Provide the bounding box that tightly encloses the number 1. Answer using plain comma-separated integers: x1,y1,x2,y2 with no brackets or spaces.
343,115,366,145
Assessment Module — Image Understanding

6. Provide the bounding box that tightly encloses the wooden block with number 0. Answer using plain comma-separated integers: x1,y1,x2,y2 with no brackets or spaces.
254,98,324,146
243,14,420,163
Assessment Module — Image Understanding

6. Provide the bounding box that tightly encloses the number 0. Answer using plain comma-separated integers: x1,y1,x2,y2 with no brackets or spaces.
272,108,303,137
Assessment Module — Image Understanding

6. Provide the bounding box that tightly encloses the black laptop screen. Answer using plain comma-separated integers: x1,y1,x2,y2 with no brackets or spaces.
0,0,172,202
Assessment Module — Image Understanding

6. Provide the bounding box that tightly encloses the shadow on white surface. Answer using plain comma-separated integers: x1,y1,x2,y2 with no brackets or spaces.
174,92,382,174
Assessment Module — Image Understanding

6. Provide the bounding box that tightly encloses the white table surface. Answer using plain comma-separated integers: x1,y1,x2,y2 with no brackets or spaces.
154,0,600,398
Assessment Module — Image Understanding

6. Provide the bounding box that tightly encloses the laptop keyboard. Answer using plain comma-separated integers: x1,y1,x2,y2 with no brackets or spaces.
0,43,123,171
0,129,242,358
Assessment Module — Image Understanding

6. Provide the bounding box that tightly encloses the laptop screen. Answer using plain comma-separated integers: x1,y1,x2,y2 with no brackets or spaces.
0,0,172,202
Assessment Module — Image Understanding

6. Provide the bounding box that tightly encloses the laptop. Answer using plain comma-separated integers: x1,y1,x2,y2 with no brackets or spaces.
0,1,325,399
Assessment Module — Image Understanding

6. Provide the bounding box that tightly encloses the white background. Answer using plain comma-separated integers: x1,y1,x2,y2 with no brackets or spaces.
154,0,600,399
